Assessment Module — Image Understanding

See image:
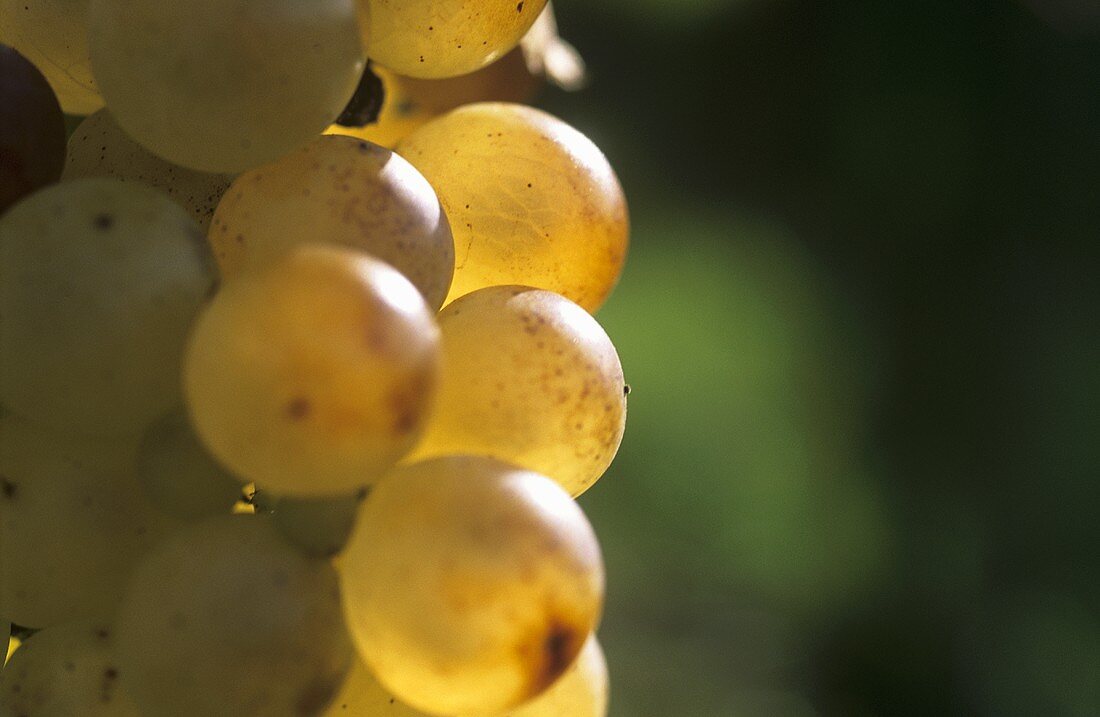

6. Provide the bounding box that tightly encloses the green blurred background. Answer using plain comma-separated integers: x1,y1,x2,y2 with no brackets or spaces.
541,1,1100,714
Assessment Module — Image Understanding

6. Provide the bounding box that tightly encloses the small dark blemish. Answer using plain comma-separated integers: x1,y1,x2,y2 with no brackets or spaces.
286,397,311,420
93,213,114,230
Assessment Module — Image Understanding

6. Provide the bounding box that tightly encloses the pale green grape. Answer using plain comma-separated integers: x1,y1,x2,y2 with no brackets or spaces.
340,456,605,715
0,0,102,115
0,178,217,437
87,0,364,173
114,516,353,717
0,416,183,628
271,490,367,558
323,658,431,716
407,287,627,497
184,246,440,497
136,409,245,521
64,110,235,230
500,636,608,717
209,135,454,310
0,620,141,716
356,0,548,79
396,103,628,311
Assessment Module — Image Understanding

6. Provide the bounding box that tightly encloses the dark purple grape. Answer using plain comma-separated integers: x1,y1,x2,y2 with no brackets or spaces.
0,44,66,213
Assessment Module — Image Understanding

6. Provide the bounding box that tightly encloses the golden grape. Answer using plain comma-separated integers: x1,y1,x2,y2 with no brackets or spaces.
407,287,627,497
356,0,548,79
340,456,605,715
64,110,234,231
323,658,431,716
209,135,454,310
397,103,628,311
184,246,440,496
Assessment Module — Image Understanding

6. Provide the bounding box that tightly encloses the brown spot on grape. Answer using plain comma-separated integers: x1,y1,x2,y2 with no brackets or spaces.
286,397,311,420
93,213,114,230
518,1,525,11
517,617,582,701
1,477,16,499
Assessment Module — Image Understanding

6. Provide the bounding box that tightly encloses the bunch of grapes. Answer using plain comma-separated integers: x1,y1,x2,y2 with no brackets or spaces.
0,1,628,715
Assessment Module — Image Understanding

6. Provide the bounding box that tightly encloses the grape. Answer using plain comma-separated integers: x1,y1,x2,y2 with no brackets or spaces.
407,287,627,497
136,408,245,521
396,103,628,312
0,0,102,115
184,246,441,497
0,179,216,437
356,0,548,79
0,44,66,215
209,135,455,310
0,620,141,716
503,636,609,717
64,110,235,231
87,0,364,173
340,456,605,716
0,416,183,628
323,658,431,716
114,516,352,717
271,490,367,558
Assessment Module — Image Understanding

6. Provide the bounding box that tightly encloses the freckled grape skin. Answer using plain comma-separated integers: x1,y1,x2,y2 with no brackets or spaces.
356,0,548,79
64,110,234,231
0,0,102,115
184,246,441,497
340,456,605,716
0,44,65,214
0,178,217,437
407,287,627,497
0,620,141,716
209,135,455,310
397,103,628,312
113,517,353,717
87,0,365,173
0,417,183,628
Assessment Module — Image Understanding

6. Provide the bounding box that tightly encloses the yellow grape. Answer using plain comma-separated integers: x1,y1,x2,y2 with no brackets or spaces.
397,103,628,311
0,416,183,628
340,456,605,716
407,287,627,497
64,110,235,231
0,620,141,716
356,0,548,79
0,0,102,114
184,246,441,497
209,135,454,310
87,0,364,172
323,658,431,716
501,636,609,717
113,516,353,717
328,49,538,149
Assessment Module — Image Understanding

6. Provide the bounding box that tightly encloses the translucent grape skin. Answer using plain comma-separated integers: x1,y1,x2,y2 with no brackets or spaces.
0,44,66,214
0,0,102,115
397,103,629,312
87,0,365,173
0,620,141,716
184,246,441,497
0,416,183,628
136,408,245,521
114,516,353,717
356,0,548,79
209,135,455,310
0,178,217,437
407,287,627,497
64,110,235,231
323,637,608,717
340,456,605,716
270,490,368,559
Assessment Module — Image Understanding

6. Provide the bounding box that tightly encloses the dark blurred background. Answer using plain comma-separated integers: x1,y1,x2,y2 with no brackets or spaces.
542,0,1100,714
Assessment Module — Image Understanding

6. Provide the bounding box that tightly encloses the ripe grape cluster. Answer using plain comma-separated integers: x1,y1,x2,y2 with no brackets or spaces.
1,2,627,716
